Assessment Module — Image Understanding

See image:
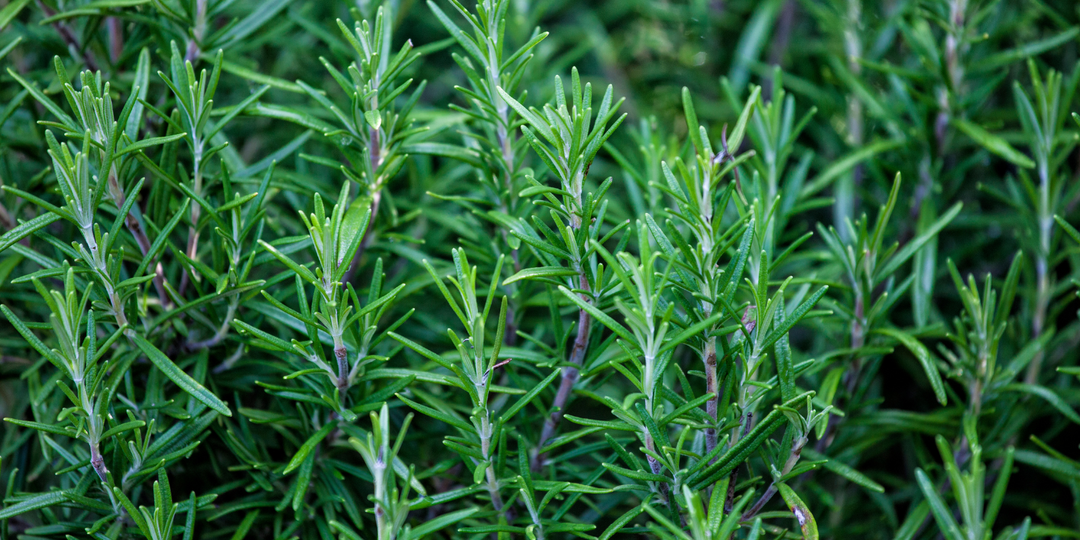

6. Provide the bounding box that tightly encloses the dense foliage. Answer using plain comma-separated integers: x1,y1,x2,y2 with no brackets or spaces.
1,0,1079,538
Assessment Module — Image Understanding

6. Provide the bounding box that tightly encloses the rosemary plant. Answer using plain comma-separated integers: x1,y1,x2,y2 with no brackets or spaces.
1,0,1079,539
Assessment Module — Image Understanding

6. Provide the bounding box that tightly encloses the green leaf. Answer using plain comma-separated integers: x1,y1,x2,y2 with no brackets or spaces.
283,421,336,474
501,369,559,423
759,287,828,351
402,143,482,168
409,507,478,537
1056,215,1080,245
692,391,814,487
0,0,30,31
801,139,904,198
3,418,75,438
777,483,819,540
875,328,947,405
726,0,783,92
802,449,884,493
257,239,318,284
116,133,188,156
558,286,634,343
1003,384,1080,424
0,213,60,252
100,420,147,440
915,469,965,540
221,60,303,93
131,334,232,416
7,69,76,129
598,504,645,540
602,463,667,483
875,202,962,284
0,490,70,520
210,0,293,48
953,119,1035,169
504,266,578,285
396,394,472,432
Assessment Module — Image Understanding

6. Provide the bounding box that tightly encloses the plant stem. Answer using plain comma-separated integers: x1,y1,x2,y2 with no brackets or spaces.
741,434,807,520
703,337,720,462
724,412,753,513
186,300,238,350
531,272,591,471
343,124,384,285
106,163,170,309
179,141,204,297
37,1,99,72
185,0,207,63
643,429,669,504
480,415,505,511
373,449,391,540
843,0,864,214
107,17,122,63
1026,159,1052,384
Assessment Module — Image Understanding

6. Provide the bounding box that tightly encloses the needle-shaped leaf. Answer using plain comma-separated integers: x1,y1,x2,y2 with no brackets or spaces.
777,483,819,540
283,421,336,474
915,469,966,540
132,334,232,416
875,328,947,405
954,118,1035,169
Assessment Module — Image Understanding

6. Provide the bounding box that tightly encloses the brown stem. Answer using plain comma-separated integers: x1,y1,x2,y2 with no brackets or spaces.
90,443,109,483
704,339,720,462
741,435,807,521
342,122,385,286
185,0,207,63
724,412,753,513
530,274,592,471
186,301,238,351
334,343,349,392
110,165,170,309
644,432,669,504
107,18,123,63
37,1,99,72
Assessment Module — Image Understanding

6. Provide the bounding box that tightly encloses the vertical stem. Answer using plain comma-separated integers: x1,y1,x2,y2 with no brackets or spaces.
343,122,384,286
703,337,720,462
107,17,123,63
1026,161,1051,384
373,449,390,540
481,415,505,511
837,0,863,229
493,63,524,347
90,442,109,483
179,142,204,296
105,161,170,309
333,329,350,393
185,0,207,63
643,430,668,504
531,273,591,471
724,412,753,513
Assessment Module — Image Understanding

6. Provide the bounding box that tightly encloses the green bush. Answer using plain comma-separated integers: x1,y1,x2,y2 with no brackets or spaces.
1,0,1079,538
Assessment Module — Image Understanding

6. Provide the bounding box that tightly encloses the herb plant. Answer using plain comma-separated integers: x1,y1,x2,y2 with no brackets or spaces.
1,0,1079,539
